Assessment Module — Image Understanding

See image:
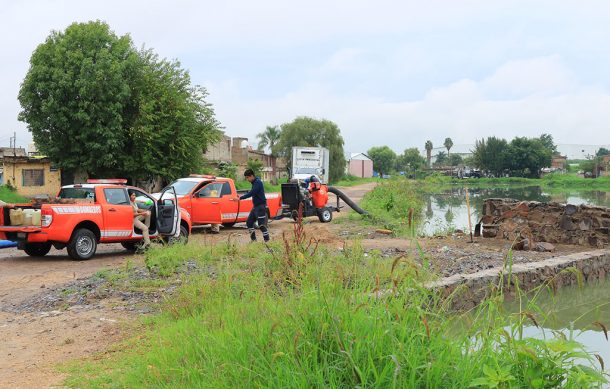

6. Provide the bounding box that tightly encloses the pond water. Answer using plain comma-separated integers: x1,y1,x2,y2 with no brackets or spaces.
419,185,610,236
422,184,610,380
505,278,610,382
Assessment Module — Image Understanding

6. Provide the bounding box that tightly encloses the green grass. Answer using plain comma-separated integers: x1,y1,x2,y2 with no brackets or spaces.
62,228,608,388
358,179,422,236
333,176,381,187
418,173,610,190
0,185,28,203
235,179,286,193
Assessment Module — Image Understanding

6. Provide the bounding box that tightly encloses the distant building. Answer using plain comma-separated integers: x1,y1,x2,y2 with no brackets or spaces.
2,155,61,197
203,134,232,163
0,147,27,185
203,135,286,183
551,155,568,170
348,153,373,178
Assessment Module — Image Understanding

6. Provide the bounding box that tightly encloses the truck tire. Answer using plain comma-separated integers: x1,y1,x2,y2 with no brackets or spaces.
121,242,139,252
318,208,333,223
168,224,189,245
24,242,52,257
67,228,97,260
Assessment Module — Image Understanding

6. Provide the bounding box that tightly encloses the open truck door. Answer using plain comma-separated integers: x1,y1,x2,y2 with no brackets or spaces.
157,186,180,237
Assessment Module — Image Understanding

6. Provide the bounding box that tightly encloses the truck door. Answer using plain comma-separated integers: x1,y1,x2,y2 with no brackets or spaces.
220,182,239,224
157,186,179,235
101,188,134,240
191,182,223,224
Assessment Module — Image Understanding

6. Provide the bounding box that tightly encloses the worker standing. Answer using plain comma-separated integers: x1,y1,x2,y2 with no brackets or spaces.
239,169,269,242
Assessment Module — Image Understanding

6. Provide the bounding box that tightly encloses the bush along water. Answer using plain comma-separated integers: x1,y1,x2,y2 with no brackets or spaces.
358,178,422,236
64,217,608,388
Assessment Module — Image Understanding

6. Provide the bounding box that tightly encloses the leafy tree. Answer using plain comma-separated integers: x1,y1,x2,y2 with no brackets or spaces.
444,137,454,156
448,154,463,166
277,116,346,182
539,133,557,154
471,137,509,176
246,158,263,177
506,137,552,178
19,21,139,176
425,140,433,168
434,151,447,166
596,147,610,157
396,148,426,171
18,21,220,181
217,161,237,180
367,146,397,176
123,49,221,181
256,125,281,156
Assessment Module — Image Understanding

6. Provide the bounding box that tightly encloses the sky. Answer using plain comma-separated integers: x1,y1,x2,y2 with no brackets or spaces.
1,0,610,159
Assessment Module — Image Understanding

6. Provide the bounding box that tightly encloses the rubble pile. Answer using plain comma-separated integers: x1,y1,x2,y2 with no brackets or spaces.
481,198,610,248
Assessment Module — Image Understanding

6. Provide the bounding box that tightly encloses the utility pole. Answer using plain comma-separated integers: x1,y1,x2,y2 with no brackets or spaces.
10,132,16,183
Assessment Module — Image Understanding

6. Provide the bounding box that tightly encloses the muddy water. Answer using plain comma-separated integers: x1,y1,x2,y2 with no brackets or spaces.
505,278,610,378
419,185,610,235
423,185,610,377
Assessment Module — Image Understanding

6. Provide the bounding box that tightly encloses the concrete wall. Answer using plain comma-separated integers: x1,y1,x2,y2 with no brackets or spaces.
2,158,61,197
428,250,610,311
481,198,610,248
348,159,374,178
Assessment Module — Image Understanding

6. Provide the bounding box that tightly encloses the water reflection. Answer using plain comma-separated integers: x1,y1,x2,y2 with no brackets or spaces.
420,186,610,235
505,279,610,378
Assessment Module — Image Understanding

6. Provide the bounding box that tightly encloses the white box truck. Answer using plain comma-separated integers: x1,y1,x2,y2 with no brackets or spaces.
291,146,330,183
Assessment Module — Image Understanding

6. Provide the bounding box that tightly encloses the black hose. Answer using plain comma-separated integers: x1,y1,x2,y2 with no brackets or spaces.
327,186,368,215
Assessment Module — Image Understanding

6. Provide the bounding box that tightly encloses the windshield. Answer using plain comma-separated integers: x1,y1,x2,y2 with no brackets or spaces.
166,180,200,196
295,167,319,175
58,188,96,200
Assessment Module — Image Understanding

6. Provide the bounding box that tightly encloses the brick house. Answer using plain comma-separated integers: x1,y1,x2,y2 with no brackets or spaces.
551,155,567,170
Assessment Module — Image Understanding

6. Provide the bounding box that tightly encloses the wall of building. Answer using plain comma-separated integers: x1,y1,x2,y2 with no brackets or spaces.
348,159,374,178
203,134,232,162
2,158,61,197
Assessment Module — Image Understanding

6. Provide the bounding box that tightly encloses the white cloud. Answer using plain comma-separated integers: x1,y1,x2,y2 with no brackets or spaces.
3,0,610,155
209,54,610,155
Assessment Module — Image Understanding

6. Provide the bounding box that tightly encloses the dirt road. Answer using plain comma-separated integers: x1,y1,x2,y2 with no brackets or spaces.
0,182,377,389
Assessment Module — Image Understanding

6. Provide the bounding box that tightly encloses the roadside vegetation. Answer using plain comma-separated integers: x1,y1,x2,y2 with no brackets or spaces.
420,173,610,190
0,185,28,203
358,179,423,235
63,221,607,388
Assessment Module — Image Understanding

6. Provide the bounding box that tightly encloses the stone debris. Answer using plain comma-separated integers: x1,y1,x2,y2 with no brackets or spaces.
481,199,610,248
0,260,213,315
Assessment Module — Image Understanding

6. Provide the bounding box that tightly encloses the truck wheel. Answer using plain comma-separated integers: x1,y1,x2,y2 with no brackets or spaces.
67,228,97,260
24,242,52,257
168,224,189,245
121,242,139,252
318,208,333,223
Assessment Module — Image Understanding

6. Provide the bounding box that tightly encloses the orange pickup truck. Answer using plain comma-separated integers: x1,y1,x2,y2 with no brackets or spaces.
0,180,191,260
157,175,283,228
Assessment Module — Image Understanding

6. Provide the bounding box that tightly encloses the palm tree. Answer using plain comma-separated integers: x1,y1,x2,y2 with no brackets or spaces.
256,126,281,156
425,140,433,168
444,137,453,157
